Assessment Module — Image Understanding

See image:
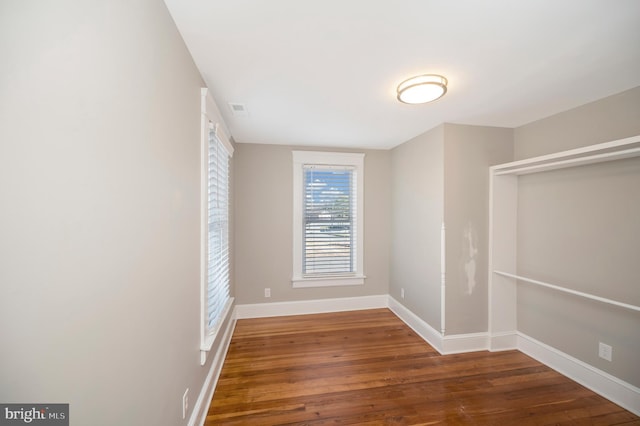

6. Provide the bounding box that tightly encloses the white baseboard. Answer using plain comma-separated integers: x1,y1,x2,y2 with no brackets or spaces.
387,296,444,353
189,311,237,426
378,299,640,417
388,297,495,355
442,332,489,354
234,294,388,319
517,332,640,416
489,331,518,352
188,295,640,422
235,295,492,357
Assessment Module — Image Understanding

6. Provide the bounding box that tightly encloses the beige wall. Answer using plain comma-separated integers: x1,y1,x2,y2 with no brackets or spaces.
389,124,513,335
514,86,640,387
390,126,444,330
443,124,513,334
514,86,640,160
3,1,636,418
0,1,227,424
233,144,390,303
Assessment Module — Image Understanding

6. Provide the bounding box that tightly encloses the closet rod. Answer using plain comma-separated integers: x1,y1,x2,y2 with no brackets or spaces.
493,270,640,313
493,146,640,176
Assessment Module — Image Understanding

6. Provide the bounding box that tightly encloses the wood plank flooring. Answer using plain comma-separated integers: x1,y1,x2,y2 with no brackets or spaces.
206,308,639,425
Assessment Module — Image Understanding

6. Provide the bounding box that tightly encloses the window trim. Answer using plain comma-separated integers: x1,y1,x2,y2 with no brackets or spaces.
292,151,365,288
200,88,234,365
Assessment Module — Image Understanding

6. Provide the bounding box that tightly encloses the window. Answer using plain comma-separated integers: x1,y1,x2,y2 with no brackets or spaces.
200,88,234,364
292,151,365,287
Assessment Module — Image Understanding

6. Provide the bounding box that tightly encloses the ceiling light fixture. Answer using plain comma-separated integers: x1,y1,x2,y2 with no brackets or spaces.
397,74,448,104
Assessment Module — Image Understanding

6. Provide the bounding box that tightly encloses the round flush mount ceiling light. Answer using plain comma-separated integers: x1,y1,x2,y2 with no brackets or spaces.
397,74,448,104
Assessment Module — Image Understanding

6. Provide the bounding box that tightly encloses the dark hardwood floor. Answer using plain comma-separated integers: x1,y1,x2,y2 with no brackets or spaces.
206,308,639,425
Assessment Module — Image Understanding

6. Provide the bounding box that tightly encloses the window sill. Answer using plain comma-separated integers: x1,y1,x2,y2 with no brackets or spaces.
200,297,233,365
292,275,366,288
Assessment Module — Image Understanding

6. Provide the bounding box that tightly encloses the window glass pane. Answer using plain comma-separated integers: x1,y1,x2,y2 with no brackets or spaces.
303,167,355,275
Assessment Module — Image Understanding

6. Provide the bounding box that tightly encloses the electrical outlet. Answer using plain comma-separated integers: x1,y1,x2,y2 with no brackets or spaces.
264,288,271,298
182,388,189,419
598,342,612,362
401,288,405,299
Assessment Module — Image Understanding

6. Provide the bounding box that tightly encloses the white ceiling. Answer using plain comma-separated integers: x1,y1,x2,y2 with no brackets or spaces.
164,0,640,149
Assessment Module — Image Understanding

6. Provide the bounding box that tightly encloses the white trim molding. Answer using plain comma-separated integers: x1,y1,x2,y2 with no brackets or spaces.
388,296,444,354
199,87,234,366
200,298,234,365
440,222,446,335
389,296,496,355
200,87,233,155
291,151,365,288
489,331,518,352
189,310,237,426
517,332,640,416
390,297,640,415
442,332,489,355
291,275,365,288
189,294,640,421
235,294,388,319
237,295,495,356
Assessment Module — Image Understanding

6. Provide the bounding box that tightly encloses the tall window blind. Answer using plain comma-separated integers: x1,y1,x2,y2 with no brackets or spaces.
206,126,230,332
303,165,356,276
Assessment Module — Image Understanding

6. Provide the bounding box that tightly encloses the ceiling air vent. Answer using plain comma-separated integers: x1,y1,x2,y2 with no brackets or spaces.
228,102,248,117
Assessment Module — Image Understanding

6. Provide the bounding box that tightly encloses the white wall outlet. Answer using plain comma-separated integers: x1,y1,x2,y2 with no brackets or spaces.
264,287,271,298
182,388,189,419
401,288,405,299
598,342,612,362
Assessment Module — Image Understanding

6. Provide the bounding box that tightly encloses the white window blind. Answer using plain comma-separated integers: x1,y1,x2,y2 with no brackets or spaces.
292,151,365,288
303,165,356,276
200,88,234,365
206,126,230,333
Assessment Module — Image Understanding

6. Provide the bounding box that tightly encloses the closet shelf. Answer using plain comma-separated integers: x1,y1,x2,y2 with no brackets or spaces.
493,270,640,313
492,135,640,176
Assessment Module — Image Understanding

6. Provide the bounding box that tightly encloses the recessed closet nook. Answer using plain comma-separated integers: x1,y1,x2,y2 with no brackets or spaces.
488,134,640,394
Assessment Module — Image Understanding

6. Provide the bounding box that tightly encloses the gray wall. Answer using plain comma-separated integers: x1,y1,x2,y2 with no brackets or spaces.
390,126,444,331
443,124,513,335
514,86,640,387
0,1,228,424
233,143,390,303
514,86,640,160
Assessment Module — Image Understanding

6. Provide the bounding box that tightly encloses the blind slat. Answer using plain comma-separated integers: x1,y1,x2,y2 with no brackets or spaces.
206,128,231,331
303,168,356,275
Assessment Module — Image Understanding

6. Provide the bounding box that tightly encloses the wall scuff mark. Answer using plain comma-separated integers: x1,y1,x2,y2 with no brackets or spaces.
461,222,478,295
